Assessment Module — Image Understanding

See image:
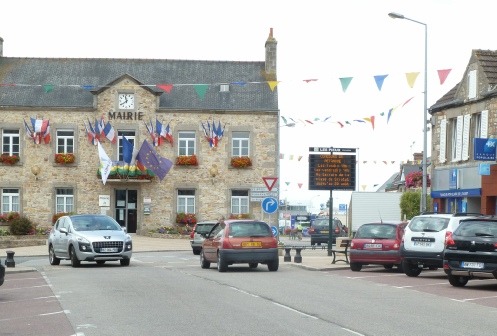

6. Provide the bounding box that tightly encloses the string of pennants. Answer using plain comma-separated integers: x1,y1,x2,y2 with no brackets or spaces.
0,69,452,97
282,182,389,191
279,153,423,166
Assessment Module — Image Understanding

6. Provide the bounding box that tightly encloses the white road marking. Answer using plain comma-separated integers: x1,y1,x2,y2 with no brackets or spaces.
394,282,447,289
346,273,406,279
342,327,366,335
272,302,318,319
0,310,65,322
451,294,497,302
1,284,50,291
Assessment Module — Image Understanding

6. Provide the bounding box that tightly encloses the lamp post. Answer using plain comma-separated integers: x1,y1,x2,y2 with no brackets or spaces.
388,12,428,212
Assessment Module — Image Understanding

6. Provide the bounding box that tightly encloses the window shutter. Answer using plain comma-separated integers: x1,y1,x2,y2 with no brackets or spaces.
481,110,488,138
462,114,470,160
468,70,477,99
455,115,463,161
439,117,446,163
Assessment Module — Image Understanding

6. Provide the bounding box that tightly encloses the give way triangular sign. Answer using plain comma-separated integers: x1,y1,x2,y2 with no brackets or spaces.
262,177,278,191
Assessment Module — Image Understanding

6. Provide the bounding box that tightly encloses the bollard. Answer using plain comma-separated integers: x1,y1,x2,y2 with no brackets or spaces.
5,250,15,268
284,248,292,262
294,248,302,263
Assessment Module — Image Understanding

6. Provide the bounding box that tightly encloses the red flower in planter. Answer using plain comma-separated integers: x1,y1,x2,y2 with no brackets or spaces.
1,153,20,164
55,153,75,164
230,157,252,168
176,155,198,166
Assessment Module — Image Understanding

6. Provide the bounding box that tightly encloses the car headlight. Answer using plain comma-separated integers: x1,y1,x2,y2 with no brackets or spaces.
125,235,133,251
77,237,92,252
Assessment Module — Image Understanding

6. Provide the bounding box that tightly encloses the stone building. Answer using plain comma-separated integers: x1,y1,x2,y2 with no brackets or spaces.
0,30,280,234
429,49,497,214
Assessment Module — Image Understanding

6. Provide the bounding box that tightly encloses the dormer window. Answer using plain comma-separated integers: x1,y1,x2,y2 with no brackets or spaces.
468,69,477,99
220,84,230,92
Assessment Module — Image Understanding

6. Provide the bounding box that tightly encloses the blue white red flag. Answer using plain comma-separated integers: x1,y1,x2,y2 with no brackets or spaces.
43,120,51,144
165,123,173,146
144,120,156,146
94,119,101,141
99,117,106,139
103,121,116,143
87,118,98,145
23,119,36,143
156,119,165,146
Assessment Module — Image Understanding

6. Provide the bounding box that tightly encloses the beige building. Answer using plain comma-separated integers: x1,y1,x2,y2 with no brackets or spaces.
0,30,280,234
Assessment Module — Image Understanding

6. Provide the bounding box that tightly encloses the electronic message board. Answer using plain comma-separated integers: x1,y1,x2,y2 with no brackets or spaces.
308,154,356,191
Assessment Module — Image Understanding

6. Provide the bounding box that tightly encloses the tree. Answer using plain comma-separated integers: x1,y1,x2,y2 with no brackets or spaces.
400,189,432,220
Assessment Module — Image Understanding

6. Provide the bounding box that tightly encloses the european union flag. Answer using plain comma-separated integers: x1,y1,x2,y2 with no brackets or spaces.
136,140,173,181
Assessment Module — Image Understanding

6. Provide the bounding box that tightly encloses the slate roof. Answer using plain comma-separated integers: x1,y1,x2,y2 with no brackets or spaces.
0,57,278,111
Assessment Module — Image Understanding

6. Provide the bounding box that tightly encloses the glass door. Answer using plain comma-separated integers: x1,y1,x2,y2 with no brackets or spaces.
115,189,138,233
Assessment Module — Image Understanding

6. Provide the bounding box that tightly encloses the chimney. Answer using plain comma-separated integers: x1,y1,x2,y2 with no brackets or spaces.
0,37,3,57
264,28,277,80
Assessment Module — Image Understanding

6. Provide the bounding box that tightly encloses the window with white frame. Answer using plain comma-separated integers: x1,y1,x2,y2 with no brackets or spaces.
451,116,464,162
473,112,482,139
177,190,195,214
178,132,196,156
231,190,249,215
117,131,135,161
56,188,74,213
468,70,477,99
2,188,20,214
2,130,20,156
56,130,74,154
232,131,249,157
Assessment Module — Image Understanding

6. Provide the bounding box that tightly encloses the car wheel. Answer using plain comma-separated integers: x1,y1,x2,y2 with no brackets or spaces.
96,261,106,265
120,259,130,266
200,250,210,269
70,246,80,268
448,274,469,287
49,245,61,265
193,248,201,256
249,263,258,269
350,262,362,272
383,264,394,270
402,260,422,277
267,259,279,272
217,252,228,272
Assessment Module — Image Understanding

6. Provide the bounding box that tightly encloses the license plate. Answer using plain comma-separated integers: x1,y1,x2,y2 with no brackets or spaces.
100,247,118,252
364,244,382,248
241,242,261,247
461,261,484,269
321,230,329,234
413,242,432,247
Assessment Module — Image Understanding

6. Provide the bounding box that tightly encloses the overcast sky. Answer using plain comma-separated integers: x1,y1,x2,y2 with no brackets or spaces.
1,0,494,208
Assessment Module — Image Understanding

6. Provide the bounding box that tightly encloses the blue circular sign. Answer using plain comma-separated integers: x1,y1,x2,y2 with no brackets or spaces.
262,197,278,214
270,226,278,237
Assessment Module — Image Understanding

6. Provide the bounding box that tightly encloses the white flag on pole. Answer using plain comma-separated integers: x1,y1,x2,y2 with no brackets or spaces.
98,142,113,185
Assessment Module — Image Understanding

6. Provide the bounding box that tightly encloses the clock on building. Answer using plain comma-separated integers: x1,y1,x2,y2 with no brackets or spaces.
118,93,135,109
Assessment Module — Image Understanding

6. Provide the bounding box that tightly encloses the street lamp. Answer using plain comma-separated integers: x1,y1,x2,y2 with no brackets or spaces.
388,11,428,212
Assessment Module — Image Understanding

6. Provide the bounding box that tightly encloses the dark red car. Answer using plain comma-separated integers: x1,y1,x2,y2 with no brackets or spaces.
349,221,407,272
200,219,279,272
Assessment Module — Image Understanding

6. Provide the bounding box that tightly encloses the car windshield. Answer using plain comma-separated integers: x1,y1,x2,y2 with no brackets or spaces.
408,217,449,232
229,222,271,237
454,221,497,237
313,218,339,229
196,223,216,234
355,224,396,239
71,216,122,231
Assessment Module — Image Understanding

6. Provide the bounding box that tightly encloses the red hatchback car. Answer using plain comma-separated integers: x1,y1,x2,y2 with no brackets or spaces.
349,221,407,272
200,219,279,272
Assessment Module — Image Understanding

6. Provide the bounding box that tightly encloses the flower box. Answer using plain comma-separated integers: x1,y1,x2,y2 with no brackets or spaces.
175,213,197,225
230,156,252,168
176,154,198,166
55,153,75,164
1,153,20,164
229,213,252,219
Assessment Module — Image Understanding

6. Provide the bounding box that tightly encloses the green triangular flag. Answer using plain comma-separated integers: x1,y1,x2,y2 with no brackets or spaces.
193,84,209,100
339,77,353,93
43,85,55,93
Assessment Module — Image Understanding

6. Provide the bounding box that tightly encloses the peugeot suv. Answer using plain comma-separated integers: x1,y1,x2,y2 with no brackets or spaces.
444,217,497,287
401,212,481,277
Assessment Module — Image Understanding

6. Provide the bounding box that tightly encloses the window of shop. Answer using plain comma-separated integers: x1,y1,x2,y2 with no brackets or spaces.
56,130,74,154
2,129,20,156
451,116,463,162
2,188,20,214
56,188,74,213
117,131,135,161
178,131,196,156
231,190,249,214
177,190,195,213
232,131,249,157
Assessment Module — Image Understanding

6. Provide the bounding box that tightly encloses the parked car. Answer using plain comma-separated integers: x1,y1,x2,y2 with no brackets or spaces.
444,217,497,287
308,217,347,246
48,214,133,267
401,212,481,277
200,219,279,272
349,221,408,272
190,220,218,255
0,260,4,286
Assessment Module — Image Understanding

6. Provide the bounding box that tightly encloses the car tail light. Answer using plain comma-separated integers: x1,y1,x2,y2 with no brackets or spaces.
222,239,233,249
401,231,405,243
392,240,400,250
350,241,355,248
445,231,455,247
334,226,340,234
443,260,449,269
308,227,314,234
269,238,278,248
190,224,197,239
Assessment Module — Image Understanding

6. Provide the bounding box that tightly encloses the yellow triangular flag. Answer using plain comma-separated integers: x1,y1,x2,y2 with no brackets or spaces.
405,72,420,88
267,81,280,92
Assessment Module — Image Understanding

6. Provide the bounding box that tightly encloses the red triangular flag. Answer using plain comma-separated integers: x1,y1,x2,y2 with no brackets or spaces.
157,84,173,93
437,69,451,85
298,183,303,189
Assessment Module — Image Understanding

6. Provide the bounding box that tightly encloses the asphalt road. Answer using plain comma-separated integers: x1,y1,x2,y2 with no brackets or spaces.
3,251,497,336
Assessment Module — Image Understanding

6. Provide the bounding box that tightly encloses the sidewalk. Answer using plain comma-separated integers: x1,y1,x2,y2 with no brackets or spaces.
0,234,350,274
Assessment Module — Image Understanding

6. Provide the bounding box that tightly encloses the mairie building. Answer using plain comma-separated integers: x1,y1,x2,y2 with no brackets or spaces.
0,29,279,234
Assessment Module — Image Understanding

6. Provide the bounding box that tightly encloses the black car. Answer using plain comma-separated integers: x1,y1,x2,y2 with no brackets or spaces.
308,217,347,246
443,218,497,287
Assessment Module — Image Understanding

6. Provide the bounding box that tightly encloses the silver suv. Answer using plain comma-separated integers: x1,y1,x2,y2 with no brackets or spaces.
190,221,218,255
401,212,482,277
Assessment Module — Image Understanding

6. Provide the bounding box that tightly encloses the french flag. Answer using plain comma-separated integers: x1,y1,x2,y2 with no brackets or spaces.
165,123,173,146
210,122,218,147
156,119,165,146
87,118,98,145
103,121,117,143
99,117,106,139
43,120,51,144
94,119,101,141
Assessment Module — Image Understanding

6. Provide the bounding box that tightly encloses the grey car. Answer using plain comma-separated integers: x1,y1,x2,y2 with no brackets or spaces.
48,214,132,267
190,221,218,255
